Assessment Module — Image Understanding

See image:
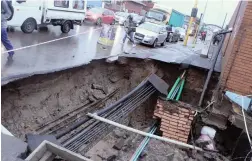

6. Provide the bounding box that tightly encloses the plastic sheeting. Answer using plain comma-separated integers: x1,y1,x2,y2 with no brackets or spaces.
225,91,251,111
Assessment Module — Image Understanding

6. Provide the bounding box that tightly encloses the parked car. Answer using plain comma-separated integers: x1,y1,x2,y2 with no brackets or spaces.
8,0,87,33
118,13,145,26
166,27,180,42
85,8,115,25
175,27,186,41
134,22,167,48
131,13,145,26
115,12,129,25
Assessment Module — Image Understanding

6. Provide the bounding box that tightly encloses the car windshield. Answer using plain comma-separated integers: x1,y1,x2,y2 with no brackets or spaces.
139,23,161,33
146,11,164,21
89,8,103,14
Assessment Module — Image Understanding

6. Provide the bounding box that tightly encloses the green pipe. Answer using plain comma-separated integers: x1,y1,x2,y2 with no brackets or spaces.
176,78,185,101
132,127,157,161
170,80,182,100
130,127,156,161
167,77,181,100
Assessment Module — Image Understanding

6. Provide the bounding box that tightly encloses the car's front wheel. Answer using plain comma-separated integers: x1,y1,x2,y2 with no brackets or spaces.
152,39,158,48
161,39,166,46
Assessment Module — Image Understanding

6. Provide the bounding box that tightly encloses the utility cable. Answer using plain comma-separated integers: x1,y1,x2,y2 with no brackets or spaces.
241,96,252,149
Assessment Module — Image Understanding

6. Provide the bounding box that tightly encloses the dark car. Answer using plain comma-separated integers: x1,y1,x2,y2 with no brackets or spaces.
85,8,115,25
166,26,180,42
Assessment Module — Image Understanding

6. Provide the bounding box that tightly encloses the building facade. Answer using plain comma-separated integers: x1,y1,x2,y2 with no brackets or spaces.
220,1,252,95
104,0,154,15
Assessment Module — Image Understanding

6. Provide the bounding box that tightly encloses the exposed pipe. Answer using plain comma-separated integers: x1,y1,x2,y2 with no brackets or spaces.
77,89,156,153
176,78,185,101
37,89,118,133
130,126,157,161
66,88,156,151
88,113,202,151
171,80,182,100
198,30,232,107
63,86,155,149
69,89,156,152
59,85,150,140
96,79,149,116
167,71,186,100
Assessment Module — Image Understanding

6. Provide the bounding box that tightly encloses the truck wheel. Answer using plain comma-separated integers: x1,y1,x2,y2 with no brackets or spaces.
21,18,36,33
61,21,71,33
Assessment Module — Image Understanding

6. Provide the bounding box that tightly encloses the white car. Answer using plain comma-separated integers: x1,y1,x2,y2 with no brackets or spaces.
175,27,186,41
134,22,168,48
115,12,129,25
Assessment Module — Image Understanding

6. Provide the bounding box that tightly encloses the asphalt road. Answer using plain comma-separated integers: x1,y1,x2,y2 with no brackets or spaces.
1,23,146,84
1,22,218,85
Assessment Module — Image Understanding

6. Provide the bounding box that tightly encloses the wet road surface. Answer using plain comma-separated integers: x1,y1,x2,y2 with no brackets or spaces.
1,23,219,85
1,23,138,84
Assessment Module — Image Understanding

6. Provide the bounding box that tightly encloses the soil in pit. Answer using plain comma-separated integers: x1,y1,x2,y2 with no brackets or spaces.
1,58,219,160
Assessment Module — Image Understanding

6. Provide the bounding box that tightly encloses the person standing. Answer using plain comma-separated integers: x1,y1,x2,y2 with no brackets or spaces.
1,0,14,60
122,14,136,47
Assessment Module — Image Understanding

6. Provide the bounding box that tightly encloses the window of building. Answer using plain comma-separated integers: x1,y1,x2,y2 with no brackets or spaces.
73,0,85,10
54,0,69,8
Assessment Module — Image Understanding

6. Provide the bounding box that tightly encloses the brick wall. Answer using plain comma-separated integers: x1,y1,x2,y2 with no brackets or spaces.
221,1,252,95
154,99,195,143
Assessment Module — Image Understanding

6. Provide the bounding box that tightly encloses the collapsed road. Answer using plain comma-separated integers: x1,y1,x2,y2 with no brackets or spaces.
2,58,228,160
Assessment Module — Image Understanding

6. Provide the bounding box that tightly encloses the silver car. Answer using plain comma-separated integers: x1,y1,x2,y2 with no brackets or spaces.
134,22,168,48
115,12,129,25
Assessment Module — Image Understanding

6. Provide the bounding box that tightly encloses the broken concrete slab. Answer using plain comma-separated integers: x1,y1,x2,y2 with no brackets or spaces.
25,140,92,161
26,134,60,152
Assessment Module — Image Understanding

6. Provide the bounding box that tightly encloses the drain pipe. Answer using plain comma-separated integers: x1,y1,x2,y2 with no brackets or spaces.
198,29,232,107
87,113,202,151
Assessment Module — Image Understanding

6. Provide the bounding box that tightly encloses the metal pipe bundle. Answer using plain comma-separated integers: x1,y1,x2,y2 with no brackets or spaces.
63,83,156,152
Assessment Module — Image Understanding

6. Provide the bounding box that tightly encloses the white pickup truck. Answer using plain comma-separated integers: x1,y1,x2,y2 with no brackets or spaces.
8,0,87,33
